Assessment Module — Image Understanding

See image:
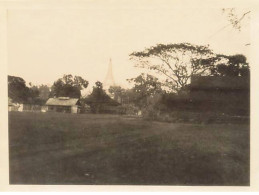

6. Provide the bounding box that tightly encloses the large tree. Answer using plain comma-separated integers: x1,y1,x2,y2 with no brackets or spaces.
108,86,127,103
8,75,30,103
209,54,250,77
8,75,46,104
26,84,51,105
130,43,215,92
127,73,163,109
50,74,88,98
108,86,140,106
38,85,51,101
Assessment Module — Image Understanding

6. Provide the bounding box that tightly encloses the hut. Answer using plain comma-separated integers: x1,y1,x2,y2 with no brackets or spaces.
45,97,80,114
8,98,22,111
189,76,250,115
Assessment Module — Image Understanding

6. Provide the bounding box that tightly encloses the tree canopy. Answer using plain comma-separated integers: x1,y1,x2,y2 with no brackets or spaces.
38,85,51,101
127,73,163,108
130,43,215,92
130,43,250,92
8,75,47,104
108,86,126,103
8,75,30,103
50,74,89,98
209,54,250,77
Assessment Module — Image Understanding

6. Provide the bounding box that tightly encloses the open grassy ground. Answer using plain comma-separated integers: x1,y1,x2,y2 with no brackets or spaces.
9,112,249,185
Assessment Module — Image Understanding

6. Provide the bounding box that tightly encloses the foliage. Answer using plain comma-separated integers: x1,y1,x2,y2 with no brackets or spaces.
127,73,164,109
130,43,215,92
8,75,48,105
27,85,51,105
50,74,89,98
8,75,30,103
119,104,139,115
38,85,51,101
84,81,119,113
27,85,42,104
108,86,126,103
208,54,250,77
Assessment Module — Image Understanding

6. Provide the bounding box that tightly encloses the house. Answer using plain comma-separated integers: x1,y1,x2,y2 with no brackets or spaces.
8,98,18,111
8,98,23,112
45,97,81,113
189,76,249,115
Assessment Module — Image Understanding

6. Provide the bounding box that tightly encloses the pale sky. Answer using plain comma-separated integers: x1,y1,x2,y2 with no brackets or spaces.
7,2,250,92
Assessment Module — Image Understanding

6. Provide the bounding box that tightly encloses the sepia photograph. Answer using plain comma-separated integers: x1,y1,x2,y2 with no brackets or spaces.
1,0,259,191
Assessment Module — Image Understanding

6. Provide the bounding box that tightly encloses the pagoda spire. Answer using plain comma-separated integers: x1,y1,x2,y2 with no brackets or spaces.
103,58,115,91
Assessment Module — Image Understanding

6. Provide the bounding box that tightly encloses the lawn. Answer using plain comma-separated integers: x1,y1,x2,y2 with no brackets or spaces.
9,112,249,185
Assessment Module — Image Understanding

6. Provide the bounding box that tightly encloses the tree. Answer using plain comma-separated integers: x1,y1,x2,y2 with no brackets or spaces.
26,85,51,105
8,75,47,104
8,75,30,103
209,54,250,77
50,74,89,98
127,73,163,109
38,85,51,101
130,43,215,92
27,85,40,104
84,81,118,113
108,86,126,103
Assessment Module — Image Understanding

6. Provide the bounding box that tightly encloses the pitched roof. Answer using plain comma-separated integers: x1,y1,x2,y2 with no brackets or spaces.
190,76,249,90
46,97,79,106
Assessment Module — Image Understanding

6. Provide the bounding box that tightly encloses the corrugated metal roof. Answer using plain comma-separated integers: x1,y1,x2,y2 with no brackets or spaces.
46,98,79,106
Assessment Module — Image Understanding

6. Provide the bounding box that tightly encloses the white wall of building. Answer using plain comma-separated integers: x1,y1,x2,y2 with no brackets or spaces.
71,105,78,114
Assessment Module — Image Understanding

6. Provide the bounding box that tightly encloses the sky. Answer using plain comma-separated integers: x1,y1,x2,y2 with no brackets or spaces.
7,1,251,93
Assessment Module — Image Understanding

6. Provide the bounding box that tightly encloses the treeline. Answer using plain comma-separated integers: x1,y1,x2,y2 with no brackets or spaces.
8,76,50,105
8,42,250,118
8,74,88,105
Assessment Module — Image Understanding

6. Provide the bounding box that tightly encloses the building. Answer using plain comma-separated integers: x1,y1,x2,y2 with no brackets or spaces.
8,98,18,111
45,97,81,113
189,76,250,115
190,76,249,101
103,58,116,94
8,98,24,112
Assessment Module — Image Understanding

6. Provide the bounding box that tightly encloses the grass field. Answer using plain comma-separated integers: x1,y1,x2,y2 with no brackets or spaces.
9,112,249,185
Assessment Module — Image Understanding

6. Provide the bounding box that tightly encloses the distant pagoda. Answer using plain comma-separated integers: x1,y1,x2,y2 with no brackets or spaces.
103,58,115,93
